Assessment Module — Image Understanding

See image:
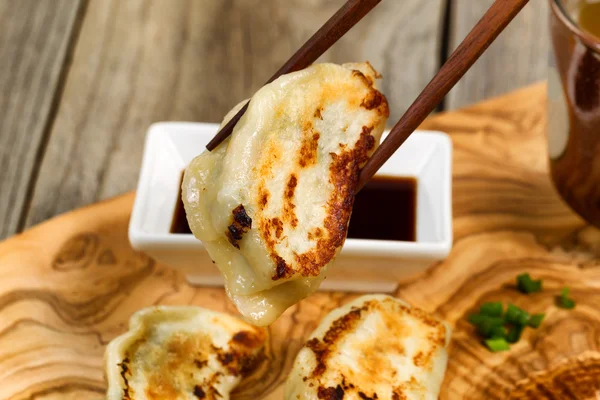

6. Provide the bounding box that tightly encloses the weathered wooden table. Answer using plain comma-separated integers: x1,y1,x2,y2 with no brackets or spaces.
0,0,549,240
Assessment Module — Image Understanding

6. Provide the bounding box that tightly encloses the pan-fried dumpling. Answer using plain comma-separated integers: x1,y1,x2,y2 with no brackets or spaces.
284,294,451,400
183,62,389,326
104,306,268,400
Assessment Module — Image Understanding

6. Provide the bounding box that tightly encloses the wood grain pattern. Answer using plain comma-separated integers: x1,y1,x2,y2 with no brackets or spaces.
1,84,599,399
446,0,549,110
22,0,445,228
0,0,85,240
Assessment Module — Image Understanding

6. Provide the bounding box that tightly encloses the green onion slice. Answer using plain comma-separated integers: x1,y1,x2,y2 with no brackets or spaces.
517,273,542,294
490,325,507,339
506,324,524,343
557,287,576,309
528,313,545,328
476,317,505,338
479,301,504,317
505,304,530,326
484,338,510,352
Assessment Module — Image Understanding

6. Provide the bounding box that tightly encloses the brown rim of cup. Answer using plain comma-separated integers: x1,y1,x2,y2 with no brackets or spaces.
551,0,600,52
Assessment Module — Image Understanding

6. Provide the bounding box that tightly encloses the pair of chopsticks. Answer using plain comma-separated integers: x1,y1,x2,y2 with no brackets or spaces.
206,0,530,192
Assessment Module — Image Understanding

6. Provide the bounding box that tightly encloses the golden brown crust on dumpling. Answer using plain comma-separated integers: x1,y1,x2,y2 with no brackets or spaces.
284,295,450,400
252,65,389,281
105,306,268,400
183,63,389,326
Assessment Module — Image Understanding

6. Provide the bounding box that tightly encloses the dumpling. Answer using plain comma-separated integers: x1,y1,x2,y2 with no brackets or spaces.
183,62,389,326
284,294,451,400
104,306,268,400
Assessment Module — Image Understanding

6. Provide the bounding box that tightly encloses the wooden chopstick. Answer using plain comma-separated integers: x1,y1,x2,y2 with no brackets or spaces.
356,0,530,192
205,0,382,151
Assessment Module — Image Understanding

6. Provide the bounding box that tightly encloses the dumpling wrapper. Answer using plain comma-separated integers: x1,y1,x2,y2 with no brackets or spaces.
284,294,451,400
104,306,268,400
183,62,389,326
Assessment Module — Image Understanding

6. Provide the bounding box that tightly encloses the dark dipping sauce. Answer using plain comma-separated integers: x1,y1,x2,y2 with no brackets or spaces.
171,173,417,242
347,176,417,241
170,172,192,234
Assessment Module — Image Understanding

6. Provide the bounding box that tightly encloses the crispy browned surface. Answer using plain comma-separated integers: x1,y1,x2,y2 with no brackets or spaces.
272,254,293,281
226,204,252,249
232,330,264,348
298,124,320,169
304,298,446,400
133,332,215,400
283,175,299,229
254,66,388,282
120,327,267,400
119,357,133,400
317,385,345,400
305,307,364,380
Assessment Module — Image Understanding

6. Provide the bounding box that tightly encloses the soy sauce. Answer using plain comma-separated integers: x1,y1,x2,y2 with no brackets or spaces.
170,172,192,234
347,176,417,241
171,173,417,241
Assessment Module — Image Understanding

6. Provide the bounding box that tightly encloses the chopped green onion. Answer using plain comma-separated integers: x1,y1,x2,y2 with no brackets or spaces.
468,313,503,327
528,313,545,328
479,301,504,317
469,297,547,352
475,317,505,338
468,313,504,338
506,324,524,343
484,338,510,352
518,311,530,325
559,298,575,309
505,304,530,326
557,287,576,309
490,325,507,339
517,273,542,294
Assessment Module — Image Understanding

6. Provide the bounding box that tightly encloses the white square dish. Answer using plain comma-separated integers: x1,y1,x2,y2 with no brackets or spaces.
129,122,453,292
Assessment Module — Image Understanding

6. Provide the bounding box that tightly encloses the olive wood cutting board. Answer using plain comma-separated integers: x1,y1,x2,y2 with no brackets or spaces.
1,83,599,400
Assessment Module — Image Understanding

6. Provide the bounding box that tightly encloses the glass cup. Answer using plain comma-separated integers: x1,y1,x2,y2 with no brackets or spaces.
548,0,600,228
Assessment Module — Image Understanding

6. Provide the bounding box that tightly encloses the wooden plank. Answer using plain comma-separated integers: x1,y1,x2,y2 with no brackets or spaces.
0,0,85,239
445,0,549,110
1,84,598,399
23,0,445,228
